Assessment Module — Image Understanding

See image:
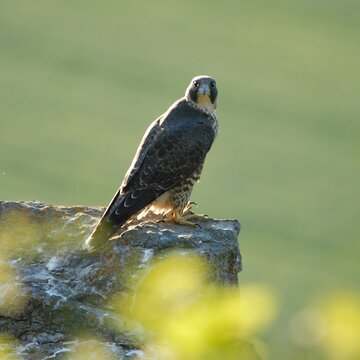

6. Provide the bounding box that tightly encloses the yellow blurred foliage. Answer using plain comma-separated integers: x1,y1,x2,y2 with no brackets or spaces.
318,293,360,360
0,210,43,255
0,334,20,360
161,284,276,360
64,338,116,360
0,261,28,317
290,291,360,360
0,209,83,258
111,253,277,360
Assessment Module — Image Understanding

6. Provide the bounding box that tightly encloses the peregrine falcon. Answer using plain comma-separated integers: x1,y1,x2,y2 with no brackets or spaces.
85,75,218,250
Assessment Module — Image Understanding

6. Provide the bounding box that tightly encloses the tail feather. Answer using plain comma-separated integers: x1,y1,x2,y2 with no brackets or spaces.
85,216,120,251
84,187,162,251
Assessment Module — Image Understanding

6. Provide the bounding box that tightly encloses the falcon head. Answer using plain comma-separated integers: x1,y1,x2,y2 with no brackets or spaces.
185,75,218,110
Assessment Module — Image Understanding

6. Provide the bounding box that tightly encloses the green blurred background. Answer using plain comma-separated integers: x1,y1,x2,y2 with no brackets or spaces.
1,0,359,357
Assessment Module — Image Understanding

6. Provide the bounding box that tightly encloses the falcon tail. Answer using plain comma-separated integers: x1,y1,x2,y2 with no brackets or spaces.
84,189,127,251
84,217,120,251
84,188,160,251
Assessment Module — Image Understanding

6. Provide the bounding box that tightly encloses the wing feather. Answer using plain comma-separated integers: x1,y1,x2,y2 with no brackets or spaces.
122,101,215,193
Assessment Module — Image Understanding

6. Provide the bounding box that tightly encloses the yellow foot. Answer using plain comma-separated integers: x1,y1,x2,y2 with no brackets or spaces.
182,213,208,221
170,209,208,227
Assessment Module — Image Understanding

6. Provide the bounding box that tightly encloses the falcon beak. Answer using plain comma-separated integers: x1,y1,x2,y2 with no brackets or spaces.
197,84,212,108
199,83,210,96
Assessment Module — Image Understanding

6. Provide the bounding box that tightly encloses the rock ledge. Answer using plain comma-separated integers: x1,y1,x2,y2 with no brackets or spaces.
0,200,241,359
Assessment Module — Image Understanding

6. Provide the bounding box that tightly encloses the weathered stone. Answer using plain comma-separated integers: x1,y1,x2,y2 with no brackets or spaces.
0,200,241,359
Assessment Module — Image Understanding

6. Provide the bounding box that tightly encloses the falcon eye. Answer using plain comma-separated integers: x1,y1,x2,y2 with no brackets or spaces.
193,81,200,88
210,81,216,88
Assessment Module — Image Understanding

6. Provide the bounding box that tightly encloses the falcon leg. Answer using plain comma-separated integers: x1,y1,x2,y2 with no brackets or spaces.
171,208,208,227
162,209,197,226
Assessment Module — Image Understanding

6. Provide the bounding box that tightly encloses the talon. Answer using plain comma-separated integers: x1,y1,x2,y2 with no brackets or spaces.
183,201,199,215
168,209,208,227
183,213,208,221
175,210,197,227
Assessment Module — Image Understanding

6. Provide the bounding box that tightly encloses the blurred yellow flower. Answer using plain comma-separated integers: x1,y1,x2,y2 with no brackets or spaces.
111,253,277,360
0,210,42,255
162,283,276,360
0,261,28,317
290,291,360,360
318,292,360,360
0,334,20,360
65,338,116,360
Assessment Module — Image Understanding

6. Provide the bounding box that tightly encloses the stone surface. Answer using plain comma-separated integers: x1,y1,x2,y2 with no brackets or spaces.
0,200,241,359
